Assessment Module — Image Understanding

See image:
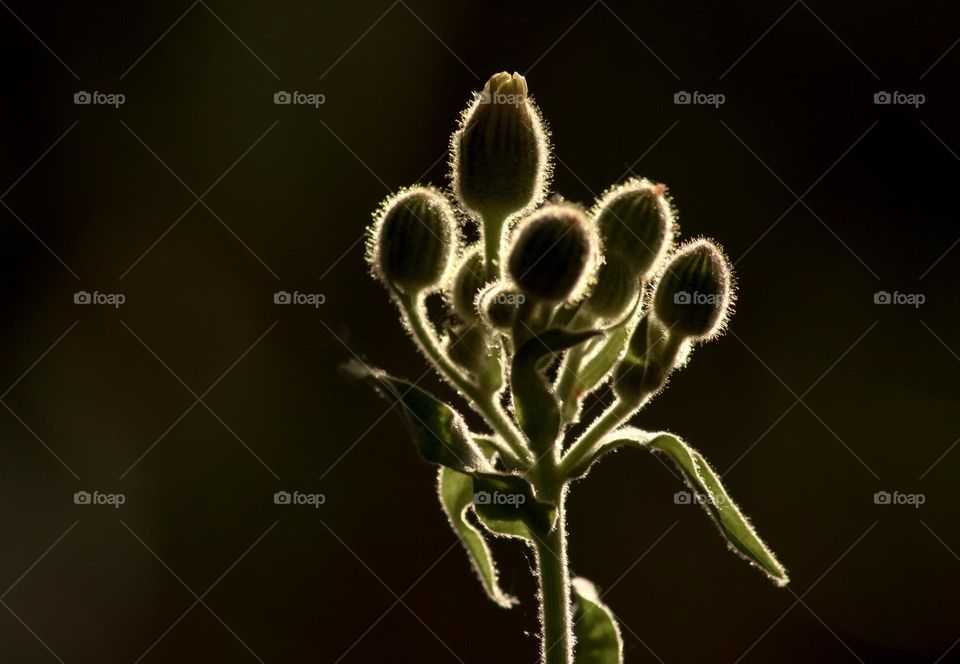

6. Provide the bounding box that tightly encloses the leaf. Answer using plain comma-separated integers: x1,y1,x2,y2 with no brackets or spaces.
347,360,489,473
577,427,789,586
437,467,518,608
572,577,623,664
471,472,557,540
511,329,600,453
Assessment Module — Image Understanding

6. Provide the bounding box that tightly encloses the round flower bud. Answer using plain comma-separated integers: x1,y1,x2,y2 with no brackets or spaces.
452,72,550,222
368,187,457,295
652,239,733,341
479,285,525,330
614,316,677,404
581,253,641,321
450,248,486,321
593,179,674,279
507,204,597,303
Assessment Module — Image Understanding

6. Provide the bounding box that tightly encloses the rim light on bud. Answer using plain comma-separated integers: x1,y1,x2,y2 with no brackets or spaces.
452,72,551,224
367,186,458,295
507,204,598,304
592,178,675,280
652,238,734,341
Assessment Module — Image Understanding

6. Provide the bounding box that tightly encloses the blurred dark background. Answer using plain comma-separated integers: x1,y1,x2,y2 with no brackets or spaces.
1,1,958,662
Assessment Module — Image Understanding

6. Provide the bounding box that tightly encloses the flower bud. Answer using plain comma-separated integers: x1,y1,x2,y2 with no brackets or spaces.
581,253,641,321
593,179,674,279
652,239,733,341
614,316,678,404
479,285,525,330
452,72,550,222
368,186,457,295
507,204,597,303
446,323,489,375
450,248,486,321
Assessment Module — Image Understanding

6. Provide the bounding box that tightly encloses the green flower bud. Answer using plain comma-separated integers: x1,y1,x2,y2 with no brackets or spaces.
652,239,733,341
507,204,597,303
614,316,679,404
479,284,526,330
452,72,550,223
367,186,457,295
593,178,674,279
450,248,487,321
581,253,641,321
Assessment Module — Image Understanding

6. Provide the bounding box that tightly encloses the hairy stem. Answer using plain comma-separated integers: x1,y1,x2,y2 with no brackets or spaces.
483,214,506,280
560,399,634,475
398,292,531,466
554,344,587,422
536,495,572,664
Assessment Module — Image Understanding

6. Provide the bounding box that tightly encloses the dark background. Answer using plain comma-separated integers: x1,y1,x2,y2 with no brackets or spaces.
1,1,958,662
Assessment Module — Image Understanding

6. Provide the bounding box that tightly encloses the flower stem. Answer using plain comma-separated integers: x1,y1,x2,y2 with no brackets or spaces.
535,496,572,664
483,214,506,280
560,399,633,475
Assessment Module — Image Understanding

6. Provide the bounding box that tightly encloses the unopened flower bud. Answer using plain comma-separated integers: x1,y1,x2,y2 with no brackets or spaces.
368,187,457,295
614,316,679,404
593,179,674,279
479,285,525,330
450,248,486,321
507,204,597,303
452,72,550,222
653,239,733,341
581,253,640,320
446,323,489,374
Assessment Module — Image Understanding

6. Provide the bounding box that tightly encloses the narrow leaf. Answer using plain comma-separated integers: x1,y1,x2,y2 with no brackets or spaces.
472,472,557,540
347,360,488,472
579,427,789,586
572,577,623,664
512,329,600,452
437,467,518,608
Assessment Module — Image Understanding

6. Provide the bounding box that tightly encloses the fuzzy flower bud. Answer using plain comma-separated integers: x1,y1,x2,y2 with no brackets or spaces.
450,248,486,321
614,316,678,404
652,239,733,341
507,204,597,304
593,179,674,279
479,285,525,330
368,187,457,295
452,72,550,223
581,253,641,321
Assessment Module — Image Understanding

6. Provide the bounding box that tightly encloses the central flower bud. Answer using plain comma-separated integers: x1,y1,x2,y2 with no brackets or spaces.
652,239,733,340
593,178,674,280
507,204,597,303
453,72,549,224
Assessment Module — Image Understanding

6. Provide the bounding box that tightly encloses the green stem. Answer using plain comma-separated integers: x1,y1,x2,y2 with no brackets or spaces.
536,495,572,664
483,215,506,280
398,292,531,467
560,399,633,476
555,344,587,423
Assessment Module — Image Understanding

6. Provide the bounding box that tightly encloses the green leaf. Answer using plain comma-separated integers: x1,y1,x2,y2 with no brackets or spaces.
437,467,518,608
347,360,489,472
512,329,600,453
577,427,789,586
572,577,623,664
471,472,557,540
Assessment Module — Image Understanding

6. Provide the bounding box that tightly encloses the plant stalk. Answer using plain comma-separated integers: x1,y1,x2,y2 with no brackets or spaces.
535,495,572,664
